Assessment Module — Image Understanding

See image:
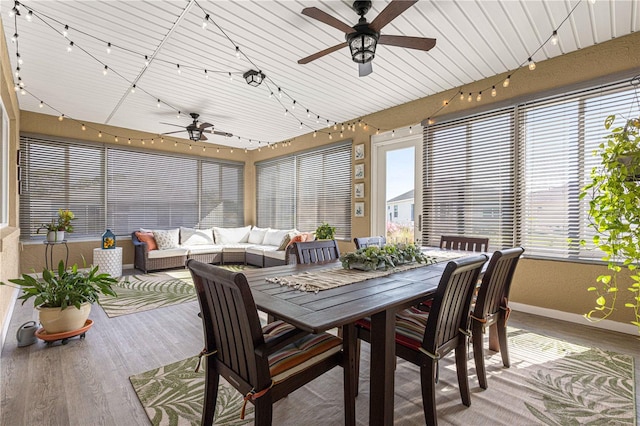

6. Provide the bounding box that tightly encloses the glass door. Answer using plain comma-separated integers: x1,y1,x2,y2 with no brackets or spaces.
371,127,422,245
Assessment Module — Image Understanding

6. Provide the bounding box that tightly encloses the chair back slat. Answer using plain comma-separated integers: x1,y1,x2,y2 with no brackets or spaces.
294,240,341,264
188,260,267,387
440,235,489,252
473,247,524,320
423,255,487,354
354,236,386,250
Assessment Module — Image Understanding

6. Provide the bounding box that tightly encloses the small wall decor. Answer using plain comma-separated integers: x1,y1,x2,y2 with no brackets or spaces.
354,183,364,199
354,164,364,179
354,202,365,217
102,229,116,249
354,144,365,160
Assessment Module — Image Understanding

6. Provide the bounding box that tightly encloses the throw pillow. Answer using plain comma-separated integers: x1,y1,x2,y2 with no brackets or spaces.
180,227,214,246
286,233,307,249
278,232,299,251
213,226,252,244
135,231,158,251
248,226,270,244
263,229,293,246
152,229,180,250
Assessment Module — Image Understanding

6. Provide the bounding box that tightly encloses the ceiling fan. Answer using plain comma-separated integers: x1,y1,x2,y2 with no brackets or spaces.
160,113,232,142
298,0,436,77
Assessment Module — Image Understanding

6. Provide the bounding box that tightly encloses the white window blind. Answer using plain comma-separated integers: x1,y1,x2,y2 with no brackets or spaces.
256,142,352,238
0,105,8,227
422,109,516,250
20,136,244,239
518,83,640,259
19,136,105,238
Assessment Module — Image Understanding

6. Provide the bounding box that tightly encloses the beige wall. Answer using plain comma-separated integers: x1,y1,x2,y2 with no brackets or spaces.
4,31,640,333
0,18,22,346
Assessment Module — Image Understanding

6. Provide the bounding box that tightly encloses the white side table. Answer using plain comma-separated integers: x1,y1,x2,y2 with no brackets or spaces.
93,247,123,278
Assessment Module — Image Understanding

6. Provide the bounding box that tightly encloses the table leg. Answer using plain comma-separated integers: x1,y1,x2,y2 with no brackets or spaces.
369,309,395,426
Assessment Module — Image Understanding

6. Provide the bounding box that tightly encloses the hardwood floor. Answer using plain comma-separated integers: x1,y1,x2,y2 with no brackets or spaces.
1,270,639,425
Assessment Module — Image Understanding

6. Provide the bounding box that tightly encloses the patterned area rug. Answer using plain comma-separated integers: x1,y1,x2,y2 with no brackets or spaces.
100,265,253,318
130,328,635,425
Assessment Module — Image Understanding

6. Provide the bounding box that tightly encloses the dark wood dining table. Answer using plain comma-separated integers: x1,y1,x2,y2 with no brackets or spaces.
242,259,451,426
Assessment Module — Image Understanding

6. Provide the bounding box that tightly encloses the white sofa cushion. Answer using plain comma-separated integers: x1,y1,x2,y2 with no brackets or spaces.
248,226,270,244
180,227,214,246
264,250,287,261
213,226,251,244
148,247,188,259
152,229,180,250
222,243,253,253
246,245,278,255
263,229,295,247
184,244,224,255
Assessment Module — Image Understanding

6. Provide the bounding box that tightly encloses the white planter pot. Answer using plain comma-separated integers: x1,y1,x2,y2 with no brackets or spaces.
37,303,91,334
46,230,65,242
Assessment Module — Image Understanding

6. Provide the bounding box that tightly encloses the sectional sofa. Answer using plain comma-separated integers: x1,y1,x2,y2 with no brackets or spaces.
132,226,307,273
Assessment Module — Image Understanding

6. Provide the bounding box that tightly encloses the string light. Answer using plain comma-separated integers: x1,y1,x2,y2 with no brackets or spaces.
10,33,17,43
491,86,497,97
467,93,472,102
103,65,108,76
98,131,102,138
278,87,282,98
128,138,131,144
106,42,111,54
329,133,332,140
284,109,288,117
313,131,317,138
66,41,73,53
26,10,32,21
81,124,86,131
503,75,511,87
460,91,465,101
292,100,296,110
177,111,181,119
39,101,43,108
58,114,64,121
63,25,68,38
551,31,559,46
202,14,209,30
391,130,395,137
144,55,149,67
317,115,320,123
17,53,22,65
476,92,482,102
130,84,136,93
235,46,240,58
157,99,161,108
409,126,413,134
204,69,209,80
14,67,19,78
528,57,536,71
176,64,181,75
115,136,118,142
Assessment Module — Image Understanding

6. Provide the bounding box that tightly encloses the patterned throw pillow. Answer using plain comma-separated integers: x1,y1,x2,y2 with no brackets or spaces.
152,229,180,250
278,232,299,250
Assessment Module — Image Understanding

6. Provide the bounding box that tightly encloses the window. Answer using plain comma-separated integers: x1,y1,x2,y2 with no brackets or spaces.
423,109,516,250
256,142,351,238
393,205,398,218
0,104,7,227
20,135,244,238
519,84,640,259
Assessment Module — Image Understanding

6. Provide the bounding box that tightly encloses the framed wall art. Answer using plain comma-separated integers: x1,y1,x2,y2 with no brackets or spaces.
354,202,364,217
354,144,365,160
354,183,364,199
354,163,364,179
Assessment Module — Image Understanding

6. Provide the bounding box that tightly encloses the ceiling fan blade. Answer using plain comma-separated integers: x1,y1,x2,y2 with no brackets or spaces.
302,7,354,34
199,134,208,141
159,122,184,128
203,129,234,137
160,130,185,135
359,62,373,77
198,122,213,129
370,0,417,32
298,42,348,64
378,35,436,51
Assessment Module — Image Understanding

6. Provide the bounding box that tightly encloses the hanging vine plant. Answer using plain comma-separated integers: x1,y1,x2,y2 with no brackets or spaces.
581,114,640,332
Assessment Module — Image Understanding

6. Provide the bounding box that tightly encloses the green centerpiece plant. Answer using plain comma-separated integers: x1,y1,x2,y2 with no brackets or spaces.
580,114,640,331
340,243,429,271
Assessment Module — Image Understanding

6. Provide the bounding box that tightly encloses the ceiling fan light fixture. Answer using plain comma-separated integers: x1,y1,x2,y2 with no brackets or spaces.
347,29,378,63
243,69,265,87
186,124,202,142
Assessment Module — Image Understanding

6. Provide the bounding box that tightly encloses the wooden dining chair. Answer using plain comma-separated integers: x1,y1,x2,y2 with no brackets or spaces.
439,235,489,252
471,247,524,389
187,259,356,426
355,254,488,426
353,236,386,249
293,240,341,264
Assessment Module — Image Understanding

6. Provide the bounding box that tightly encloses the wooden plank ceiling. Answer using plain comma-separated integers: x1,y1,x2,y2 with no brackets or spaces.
2,0,638,149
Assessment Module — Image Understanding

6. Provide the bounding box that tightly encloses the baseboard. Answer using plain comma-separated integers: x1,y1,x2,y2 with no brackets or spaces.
1,286,19,350
510,302,638,336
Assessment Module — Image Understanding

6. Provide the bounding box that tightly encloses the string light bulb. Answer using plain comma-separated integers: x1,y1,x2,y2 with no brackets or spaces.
157,99,161,108
128,138,131,144
26,10,32,21
20,88,25,95
17,53,22,65
278,87,282,98
409,126,413,134
58,114,64,121
144,55,149,67
106,42,111,54
460,91,465,101
115,136,118,142
204,69,209,80
81,124,86,131
467,93,472,102
528,57,536,71
98,131,102,138
235,46,240,58
551,31,559,46
503,75,511,88
67,41,74,53
39,101,44,108
103,65,108,76
130,84,136,93
177,111,181,119
176,64,181,75
11,33,17,43
491,86,497,97
228,72,233,81
313,131,317,138
329,133,332,140
392,130,395,137
14,67,20,78
292,100,296,110
476,92,482,102
316,115,320,124
202,14,209,30
63,25,68,38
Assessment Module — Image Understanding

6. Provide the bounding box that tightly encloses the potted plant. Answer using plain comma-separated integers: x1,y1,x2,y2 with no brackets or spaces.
580,114,640,332
1,260,117,334
37,209,76,242
315,222,336,240
340,243,429,271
